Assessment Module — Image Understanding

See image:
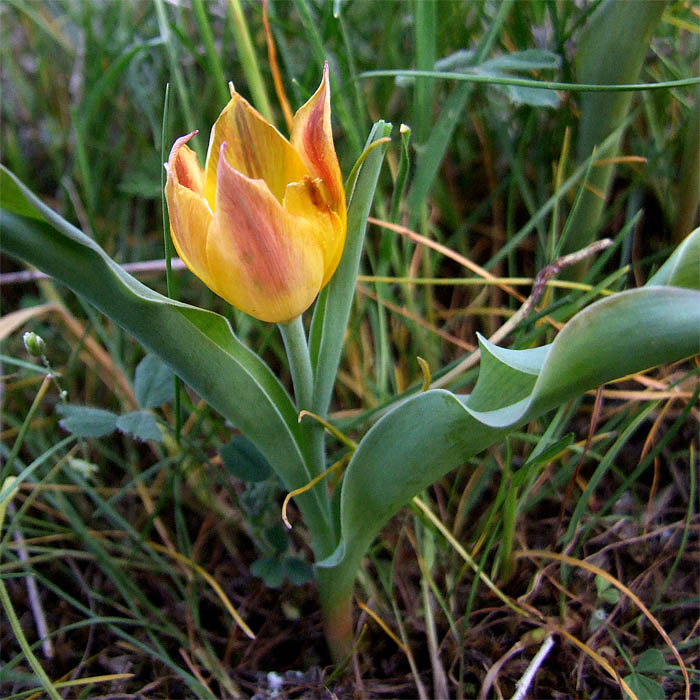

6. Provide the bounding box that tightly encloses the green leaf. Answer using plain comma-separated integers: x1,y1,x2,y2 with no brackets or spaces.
518,433,574,476
623,673,665,700
432,48,474,75
284,557,314,585
0,165,332,554
0,170,46,221
264,523,289,555
77,38,164,134
318,230,700,611
116,410,162,442
595,574,620,605
309,120,392,418
56,404,118,438
600,587,620,605
496,82,560,108
134,354,175,408
403,0,515,229
647,229,700,289
241,481,279,522
477,50,562,108
479,49,561,73
220,435,272,482
635,648,666,675
431,48,561,89
251,556,285,589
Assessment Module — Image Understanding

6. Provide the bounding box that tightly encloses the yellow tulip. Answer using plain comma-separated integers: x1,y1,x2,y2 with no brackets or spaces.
165,64,346,323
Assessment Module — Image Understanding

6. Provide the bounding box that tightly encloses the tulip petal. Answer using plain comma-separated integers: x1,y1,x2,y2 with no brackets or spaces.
284,178,345,288
204,92,308,209
290,62,346,219
208,146,325,322
165,133,217,292
167,132,206,195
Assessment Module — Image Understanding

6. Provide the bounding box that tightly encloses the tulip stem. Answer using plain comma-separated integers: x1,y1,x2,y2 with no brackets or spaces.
317,567,355,664
279,316,334,547
279,316,314,414
280,318,345,662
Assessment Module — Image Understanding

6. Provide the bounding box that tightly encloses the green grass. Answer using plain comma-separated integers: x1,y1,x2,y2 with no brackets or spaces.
1,0,698,697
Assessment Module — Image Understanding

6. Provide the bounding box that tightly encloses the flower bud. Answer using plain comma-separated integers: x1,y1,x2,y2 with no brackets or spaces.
23,331,46,357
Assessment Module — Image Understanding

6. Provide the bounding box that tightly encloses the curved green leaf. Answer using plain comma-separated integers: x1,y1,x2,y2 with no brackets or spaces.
646,227,700,288
319,230,700,611
0,166,331,545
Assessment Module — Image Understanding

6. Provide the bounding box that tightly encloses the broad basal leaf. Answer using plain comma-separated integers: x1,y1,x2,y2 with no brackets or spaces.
318,230,700,613
0,166,332,547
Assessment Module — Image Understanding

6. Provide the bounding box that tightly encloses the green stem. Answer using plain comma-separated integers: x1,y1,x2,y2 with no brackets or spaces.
278,317,333,548
316,566,355,664
279,316,314,413
280,319,346,660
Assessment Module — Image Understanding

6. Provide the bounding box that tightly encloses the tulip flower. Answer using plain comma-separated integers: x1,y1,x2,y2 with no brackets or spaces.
165,64,346,323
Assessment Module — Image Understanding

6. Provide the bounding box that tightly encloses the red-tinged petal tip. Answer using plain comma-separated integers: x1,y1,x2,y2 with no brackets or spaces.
167,130,198,165
290,67,345,219
164,132,216,292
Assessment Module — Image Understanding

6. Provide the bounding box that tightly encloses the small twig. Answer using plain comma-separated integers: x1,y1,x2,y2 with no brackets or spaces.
526,238,613,315
510,634,555,700
1,258,187,286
